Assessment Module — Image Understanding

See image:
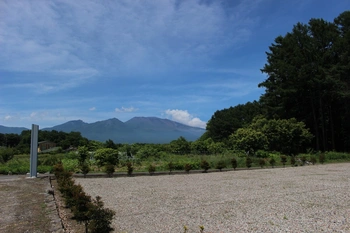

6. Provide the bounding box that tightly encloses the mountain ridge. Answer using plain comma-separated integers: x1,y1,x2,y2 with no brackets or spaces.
0,117,206,143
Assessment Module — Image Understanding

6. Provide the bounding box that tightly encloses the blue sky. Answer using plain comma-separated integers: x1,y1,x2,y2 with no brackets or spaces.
1,0,349,129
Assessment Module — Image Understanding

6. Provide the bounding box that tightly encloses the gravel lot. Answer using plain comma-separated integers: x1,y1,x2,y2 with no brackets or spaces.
77,163,350,233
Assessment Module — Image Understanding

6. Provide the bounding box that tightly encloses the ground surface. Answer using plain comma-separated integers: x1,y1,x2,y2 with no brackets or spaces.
0,176,63,233
77,163,350,233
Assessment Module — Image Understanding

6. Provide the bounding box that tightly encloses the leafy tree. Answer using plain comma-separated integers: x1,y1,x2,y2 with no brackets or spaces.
168,161,174,174
78,146,89,165
249,117,313,155
229,128,268,154
0,147,15,163
259,11,350,152
169,136,191,155
206,101,265,142
94,148,119,167
184,163,192,173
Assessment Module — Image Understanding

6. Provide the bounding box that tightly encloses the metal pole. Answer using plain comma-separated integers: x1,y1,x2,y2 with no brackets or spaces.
30,124,39,178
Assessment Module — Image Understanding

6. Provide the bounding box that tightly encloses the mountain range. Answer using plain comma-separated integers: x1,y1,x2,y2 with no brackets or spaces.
0,117,206,143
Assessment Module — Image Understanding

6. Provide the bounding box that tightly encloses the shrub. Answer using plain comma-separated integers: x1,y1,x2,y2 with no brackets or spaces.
88,196,116,233
81,163,90,178
256,150,269,158
280,155,287,167
184,163,192,173
310,156,317,165
290,156,296,166
319,153,325,164
259,158,266,168
301,156,307,165
148,164,156,175
200,160,210,172
231,157,238,170
269,157,276,168
246,157,252,169
104,164,115,177
168,161,174,173
216,160,226,171
126,162,133,176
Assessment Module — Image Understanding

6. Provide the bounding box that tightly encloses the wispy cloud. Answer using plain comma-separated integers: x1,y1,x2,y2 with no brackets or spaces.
165,109,206,128
115,107,138,113
89,107,96,111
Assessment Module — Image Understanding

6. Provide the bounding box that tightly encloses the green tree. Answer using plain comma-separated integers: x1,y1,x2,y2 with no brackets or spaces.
229,128,268,155
259,11,350,152
94,148,119,167
206,101,265,142
169,137,190,155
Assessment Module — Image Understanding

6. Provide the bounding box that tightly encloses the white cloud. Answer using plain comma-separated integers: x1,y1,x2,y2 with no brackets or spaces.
4,115,12,121
165,109,206,128
115,107,138,113
89,107,96,111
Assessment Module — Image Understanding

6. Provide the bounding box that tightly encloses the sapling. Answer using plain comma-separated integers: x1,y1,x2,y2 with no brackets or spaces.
231,157,238,170
200,160,210,172
269,157,276,168
280,155,287,167
259,158,265,168
216,160,226,171
246,156,252,169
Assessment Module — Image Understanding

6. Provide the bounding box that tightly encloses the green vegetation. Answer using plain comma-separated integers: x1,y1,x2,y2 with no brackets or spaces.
1,11,350,176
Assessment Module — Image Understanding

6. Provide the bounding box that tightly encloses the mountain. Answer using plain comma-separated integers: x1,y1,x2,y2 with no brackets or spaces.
35,117,206,143
0,125,28,134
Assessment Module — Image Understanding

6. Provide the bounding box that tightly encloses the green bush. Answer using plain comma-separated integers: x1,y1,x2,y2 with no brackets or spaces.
168,161,174,173
104,164,115,177
290,156,296,166
310,156,317,165
231,157,238,170
259,158,266,168
246,157,253,169
184,163,192,173
148,164,156,175
216,160,226,171
269,157,276,168
126,162,133,176
280,155,287,167
325,151,350,161
319,153,326,164
200,160,210,172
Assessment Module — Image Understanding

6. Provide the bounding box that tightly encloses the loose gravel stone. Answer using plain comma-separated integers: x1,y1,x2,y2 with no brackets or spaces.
77,163,350,233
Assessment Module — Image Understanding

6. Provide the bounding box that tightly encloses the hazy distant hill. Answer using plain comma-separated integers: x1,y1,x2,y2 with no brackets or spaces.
0,125,29,134
0,117,206,143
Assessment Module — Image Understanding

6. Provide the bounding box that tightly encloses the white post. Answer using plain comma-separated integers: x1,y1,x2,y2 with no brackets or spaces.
30,124,39,178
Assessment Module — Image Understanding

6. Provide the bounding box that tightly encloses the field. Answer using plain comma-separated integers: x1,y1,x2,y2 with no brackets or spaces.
77,163,350,233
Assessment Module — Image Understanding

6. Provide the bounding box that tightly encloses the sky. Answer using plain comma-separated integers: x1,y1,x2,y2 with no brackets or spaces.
1,0,349,129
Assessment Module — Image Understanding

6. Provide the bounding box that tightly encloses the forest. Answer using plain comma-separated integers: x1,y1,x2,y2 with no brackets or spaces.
1,11,350,174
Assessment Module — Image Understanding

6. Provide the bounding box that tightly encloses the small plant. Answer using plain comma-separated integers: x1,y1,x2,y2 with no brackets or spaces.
259,158,265,168
319,153,325,164
104,164,115,177
183,225,188,233
199,225,204,233
184,163,192,173
216,160,226,171
246,156,252,169
126,162,133,176
148,164,156,175
200,160,210,172
81,163,90,178
269,157,276,168
301,156,307,165
231,157,237,170
168,161,174,174
310,155,317,165
290,156,296,166
280,155,287,167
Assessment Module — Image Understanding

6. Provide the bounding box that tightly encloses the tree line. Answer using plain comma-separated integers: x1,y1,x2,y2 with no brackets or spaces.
206,11,350,152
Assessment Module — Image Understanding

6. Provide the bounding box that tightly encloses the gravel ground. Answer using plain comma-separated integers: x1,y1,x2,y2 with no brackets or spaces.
77,163,350,233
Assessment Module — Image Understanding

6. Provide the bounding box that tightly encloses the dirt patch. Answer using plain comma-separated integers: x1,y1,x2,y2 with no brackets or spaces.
0,176,63,233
